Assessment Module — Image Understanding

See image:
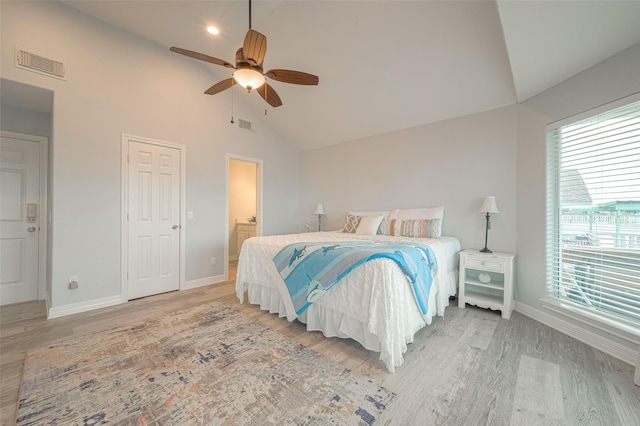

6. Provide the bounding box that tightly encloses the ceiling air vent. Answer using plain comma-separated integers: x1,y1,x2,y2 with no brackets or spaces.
238,118,256,133
15,48,66,80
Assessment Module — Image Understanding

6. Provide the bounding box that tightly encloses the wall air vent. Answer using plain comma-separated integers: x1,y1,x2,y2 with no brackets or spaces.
15,48,66,80
238,118,256,133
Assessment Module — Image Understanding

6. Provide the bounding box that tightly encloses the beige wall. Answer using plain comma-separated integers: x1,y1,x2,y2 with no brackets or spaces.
299,105,518,253
0,104,52,138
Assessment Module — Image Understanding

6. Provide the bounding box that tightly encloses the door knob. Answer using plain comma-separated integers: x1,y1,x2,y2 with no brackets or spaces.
27,227,36,232
172,225,179,229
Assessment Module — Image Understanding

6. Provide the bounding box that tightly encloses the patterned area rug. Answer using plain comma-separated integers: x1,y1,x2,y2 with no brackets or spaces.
17,301,395,425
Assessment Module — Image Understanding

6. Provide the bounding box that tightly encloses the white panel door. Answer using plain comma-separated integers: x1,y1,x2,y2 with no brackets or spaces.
0,137,40,305
128,141,181,299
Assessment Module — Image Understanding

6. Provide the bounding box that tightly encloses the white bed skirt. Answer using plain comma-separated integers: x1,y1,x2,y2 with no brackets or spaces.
245,269,459,354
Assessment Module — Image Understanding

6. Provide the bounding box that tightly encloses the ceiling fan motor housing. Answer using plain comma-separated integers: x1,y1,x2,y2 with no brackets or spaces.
236,48,261,68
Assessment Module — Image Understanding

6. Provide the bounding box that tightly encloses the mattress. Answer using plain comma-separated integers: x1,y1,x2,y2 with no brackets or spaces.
236,231,461,371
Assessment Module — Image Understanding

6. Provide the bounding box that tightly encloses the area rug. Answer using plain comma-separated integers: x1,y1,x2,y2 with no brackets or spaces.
16,301,395,425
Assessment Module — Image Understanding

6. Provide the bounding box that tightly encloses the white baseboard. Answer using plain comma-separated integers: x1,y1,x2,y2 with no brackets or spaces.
46,276,227,319
515,302,638,366
48,295,124,319
184,274,226,290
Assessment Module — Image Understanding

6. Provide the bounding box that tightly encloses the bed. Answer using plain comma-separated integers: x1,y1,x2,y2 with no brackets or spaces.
235,208,461,372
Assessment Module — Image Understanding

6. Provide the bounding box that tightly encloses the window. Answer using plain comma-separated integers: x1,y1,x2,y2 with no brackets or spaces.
546,96,640,331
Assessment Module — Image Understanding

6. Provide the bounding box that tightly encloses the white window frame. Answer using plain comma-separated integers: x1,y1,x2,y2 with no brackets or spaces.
544,92,640,345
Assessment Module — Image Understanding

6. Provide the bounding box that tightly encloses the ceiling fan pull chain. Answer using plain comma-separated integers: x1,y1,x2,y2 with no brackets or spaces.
230,75,235,124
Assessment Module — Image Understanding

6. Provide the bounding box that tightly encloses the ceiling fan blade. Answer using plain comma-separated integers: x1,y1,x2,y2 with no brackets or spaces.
204,78,235,95
243,29,267,65
170,47,234,68
265,69,319,85
257,83,283,108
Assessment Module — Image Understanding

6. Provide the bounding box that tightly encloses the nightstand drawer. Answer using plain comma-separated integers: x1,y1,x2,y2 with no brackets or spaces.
465,258,503,271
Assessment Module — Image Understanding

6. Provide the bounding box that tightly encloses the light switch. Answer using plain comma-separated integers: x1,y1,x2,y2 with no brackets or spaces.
187,211,193,220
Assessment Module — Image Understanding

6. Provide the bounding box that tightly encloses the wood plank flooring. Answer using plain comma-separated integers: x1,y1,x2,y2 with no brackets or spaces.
1,267,639,425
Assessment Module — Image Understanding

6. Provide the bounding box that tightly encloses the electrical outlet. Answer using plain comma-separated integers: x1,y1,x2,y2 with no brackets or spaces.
68,275,78,289
211,257,216,266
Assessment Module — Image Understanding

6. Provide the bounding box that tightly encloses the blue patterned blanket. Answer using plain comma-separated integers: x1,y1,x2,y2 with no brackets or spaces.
273,241,438,316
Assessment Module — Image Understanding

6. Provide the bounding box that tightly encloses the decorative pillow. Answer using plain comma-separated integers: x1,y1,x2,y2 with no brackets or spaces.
389,206,445,237
377,218,396,236
343,214,362,233
397,218,442,238
355,215,385,235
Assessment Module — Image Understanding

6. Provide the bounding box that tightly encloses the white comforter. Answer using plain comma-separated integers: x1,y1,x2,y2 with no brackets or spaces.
236,231,460,372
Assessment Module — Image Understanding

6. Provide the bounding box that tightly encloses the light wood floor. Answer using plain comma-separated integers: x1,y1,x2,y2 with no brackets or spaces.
1,266,639,425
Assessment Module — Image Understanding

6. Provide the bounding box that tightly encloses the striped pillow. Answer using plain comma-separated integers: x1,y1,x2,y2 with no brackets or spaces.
398,218,442,238
377,218,396,236
343,214,362,233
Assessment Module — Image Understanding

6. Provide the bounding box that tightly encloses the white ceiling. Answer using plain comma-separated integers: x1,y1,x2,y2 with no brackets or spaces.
5,1,640,151
496,1,640,102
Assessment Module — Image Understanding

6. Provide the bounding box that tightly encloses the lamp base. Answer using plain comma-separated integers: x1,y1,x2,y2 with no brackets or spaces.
480,212,492,254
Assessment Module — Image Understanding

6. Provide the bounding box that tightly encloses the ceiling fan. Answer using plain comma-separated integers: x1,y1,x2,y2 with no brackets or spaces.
170,0,319,108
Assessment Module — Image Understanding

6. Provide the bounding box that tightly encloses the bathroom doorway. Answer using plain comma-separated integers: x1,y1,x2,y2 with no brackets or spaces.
226,155,262,280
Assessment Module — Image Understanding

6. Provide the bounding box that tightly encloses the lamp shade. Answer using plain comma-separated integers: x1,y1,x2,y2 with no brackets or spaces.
478,196,500,214
314,204,326,215
233,69,265,91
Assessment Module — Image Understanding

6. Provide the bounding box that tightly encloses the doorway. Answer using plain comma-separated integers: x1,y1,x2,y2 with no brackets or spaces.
122,134,186,300
227,155,262,280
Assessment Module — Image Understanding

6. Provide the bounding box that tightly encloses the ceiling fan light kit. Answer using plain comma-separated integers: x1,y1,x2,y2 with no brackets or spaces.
233,68,265,92
170,0,318,107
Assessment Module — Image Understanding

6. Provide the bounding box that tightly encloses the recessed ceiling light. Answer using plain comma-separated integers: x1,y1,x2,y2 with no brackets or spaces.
207,26,219,35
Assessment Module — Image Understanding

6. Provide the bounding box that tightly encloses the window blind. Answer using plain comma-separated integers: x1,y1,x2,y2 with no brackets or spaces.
546,98,640,328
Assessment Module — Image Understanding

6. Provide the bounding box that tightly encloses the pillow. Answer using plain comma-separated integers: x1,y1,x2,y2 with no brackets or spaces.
397,218,442,239
348,210,391,219
390,206,444,221
377,218,396,236
390,206,445,237
343,214,362,233
355,215,385,235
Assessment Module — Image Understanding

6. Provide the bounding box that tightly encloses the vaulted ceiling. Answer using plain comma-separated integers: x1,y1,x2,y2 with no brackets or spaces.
10,1,640,151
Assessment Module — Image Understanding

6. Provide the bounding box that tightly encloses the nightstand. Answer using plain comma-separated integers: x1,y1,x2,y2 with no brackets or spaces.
237,222,257,253
458,249,515,319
